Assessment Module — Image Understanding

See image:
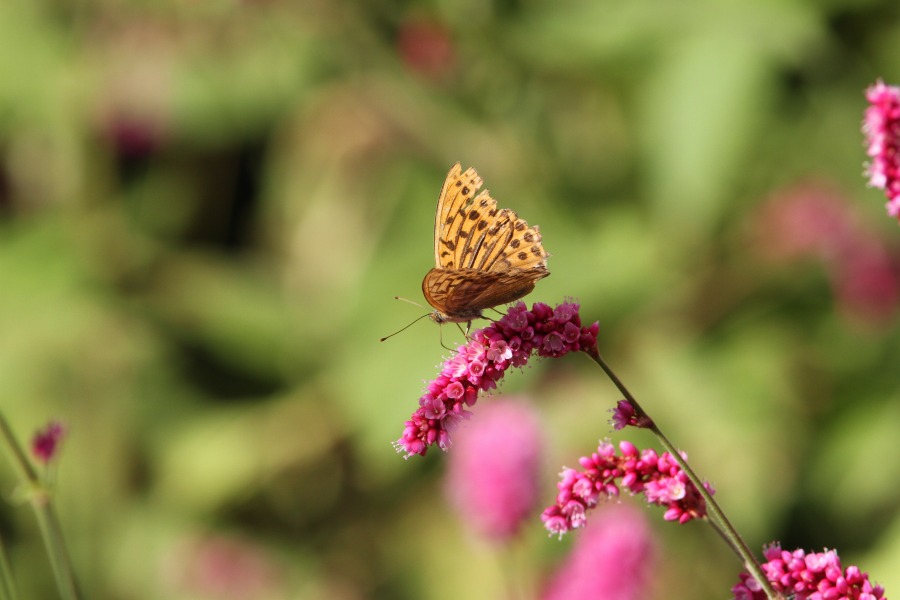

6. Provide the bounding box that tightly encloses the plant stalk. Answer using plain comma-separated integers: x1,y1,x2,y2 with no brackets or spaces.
0,414,81,600
585,346,782,600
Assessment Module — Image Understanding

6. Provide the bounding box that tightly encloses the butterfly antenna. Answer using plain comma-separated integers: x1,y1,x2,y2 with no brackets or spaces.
393,296,428,309
380,312,432,342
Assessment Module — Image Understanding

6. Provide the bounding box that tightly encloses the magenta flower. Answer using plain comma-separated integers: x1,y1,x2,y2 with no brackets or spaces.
395,301,599,459
732,544,886,600
610,399,653,430
31,420,67,464
863,79,900,221
541,440,713,536
444,398,544,541
541,504,655,600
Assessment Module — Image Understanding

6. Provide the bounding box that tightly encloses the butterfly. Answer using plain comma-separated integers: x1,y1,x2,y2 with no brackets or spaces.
422,163,550,324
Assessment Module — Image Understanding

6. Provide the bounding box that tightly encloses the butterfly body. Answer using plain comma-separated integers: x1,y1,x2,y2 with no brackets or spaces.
422,163,549,323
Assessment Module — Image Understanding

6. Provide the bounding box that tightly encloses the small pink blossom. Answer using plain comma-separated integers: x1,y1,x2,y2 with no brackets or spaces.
444,399,544,542
541,504,656,600
31,421,66,464
732,544,887,600
610,399,653,430
863,80,900,221
395,301,599,458
541,440,713,536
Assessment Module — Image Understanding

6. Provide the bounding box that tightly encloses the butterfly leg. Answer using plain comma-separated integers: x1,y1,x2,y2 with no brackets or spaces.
439,325,455,352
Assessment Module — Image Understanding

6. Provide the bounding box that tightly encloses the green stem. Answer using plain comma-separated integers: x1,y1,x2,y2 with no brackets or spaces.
584,346,783,600
0,414,82,600
0,532,19,600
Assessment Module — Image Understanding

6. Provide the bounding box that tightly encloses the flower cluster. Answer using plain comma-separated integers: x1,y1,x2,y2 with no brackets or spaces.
444,399,543,541
731,544,886,600
541,504,655,600
394,301,599,459
541,440,713,536
863,79,900,221
31,420,67,464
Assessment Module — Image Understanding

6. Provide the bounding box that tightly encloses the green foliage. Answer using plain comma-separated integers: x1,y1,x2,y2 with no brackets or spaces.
0,0,898,597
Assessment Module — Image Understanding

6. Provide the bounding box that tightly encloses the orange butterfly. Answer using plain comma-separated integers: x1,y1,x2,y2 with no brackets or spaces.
422,163,550,324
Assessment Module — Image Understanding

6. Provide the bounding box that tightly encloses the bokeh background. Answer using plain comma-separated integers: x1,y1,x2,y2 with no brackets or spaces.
1,0,899,598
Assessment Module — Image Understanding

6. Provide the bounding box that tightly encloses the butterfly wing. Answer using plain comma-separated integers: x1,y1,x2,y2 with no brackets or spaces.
422,266,549,322
434,164,549,274
433,163,484,269
425,163,550,321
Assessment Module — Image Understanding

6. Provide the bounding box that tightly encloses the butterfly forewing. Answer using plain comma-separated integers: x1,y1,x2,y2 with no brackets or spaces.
424,163,549,322
433,164,483,269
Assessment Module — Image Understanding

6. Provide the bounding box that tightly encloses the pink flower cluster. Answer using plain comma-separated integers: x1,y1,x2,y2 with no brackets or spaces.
732,544,886,600
541,504,655,600
541,440,713,536
445,399,543,541
863,80,900,221
395,301,599,459
31,420,66,464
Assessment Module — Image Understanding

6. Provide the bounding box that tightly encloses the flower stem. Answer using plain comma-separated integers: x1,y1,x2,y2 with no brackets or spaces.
0,533,19,600
584,346,783,600
0,414,82,600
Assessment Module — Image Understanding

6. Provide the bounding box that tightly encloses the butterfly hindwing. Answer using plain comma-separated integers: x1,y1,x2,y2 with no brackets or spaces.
422,267,548,321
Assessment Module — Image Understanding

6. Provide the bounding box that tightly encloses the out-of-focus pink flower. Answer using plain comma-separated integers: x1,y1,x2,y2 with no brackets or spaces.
752,182,900,325
541,504,656,600
732,543,886,600
102,112,165,159
395,301,599,459
444,398,544,542
163,534,285,600
396,17,456,82
863,79,900,221
753,183,857,262
834,238,899,323
31,421,66,464
541,440,712,536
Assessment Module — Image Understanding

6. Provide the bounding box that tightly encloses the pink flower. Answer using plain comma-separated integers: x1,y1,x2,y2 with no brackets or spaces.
863,80,900,221
833,238,899,324
396,17,456,82
541,440,713,536
444,399,544,541
610,399,653,430
752,182,900,325
395,301,599,459
541,504,656,600
753,183,858,262
31,421,66,464
162,534,286,600
732,544,886,600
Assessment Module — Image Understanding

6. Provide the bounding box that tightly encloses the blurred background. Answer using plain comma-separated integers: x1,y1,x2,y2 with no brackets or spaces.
1,0,899,598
